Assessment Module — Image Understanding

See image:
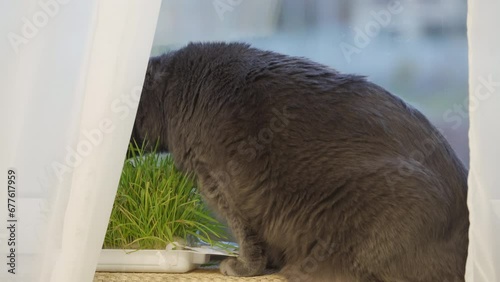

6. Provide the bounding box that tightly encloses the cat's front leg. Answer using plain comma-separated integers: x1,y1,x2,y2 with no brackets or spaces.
219,224,267,276
198,171,267,276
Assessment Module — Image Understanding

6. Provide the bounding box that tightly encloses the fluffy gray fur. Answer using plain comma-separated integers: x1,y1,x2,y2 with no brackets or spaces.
131,42,469,282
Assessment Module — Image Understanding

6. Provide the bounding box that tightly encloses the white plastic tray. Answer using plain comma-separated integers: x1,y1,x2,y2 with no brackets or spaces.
97,243,238,273
97,249,210,273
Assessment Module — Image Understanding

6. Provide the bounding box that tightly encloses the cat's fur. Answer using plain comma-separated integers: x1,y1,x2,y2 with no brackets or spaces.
132,42,469,282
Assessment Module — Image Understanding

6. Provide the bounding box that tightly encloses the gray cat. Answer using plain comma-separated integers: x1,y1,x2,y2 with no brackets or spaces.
131,42,469,282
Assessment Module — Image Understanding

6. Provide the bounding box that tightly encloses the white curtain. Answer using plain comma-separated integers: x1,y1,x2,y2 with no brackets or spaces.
0,1,161,281
1,0,499,281
466,0,500,281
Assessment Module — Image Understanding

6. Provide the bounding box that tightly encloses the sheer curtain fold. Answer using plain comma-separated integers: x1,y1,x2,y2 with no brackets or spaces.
466,0,500,281
0,1,161,282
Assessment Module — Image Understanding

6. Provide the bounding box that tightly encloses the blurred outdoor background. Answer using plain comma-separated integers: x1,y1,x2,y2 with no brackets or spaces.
150,0,469,166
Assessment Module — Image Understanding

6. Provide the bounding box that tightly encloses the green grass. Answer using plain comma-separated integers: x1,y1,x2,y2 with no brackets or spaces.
103,140,228,250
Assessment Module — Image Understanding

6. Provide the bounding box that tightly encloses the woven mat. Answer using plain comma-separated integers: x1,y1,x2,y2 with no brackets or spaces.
93,269,286,281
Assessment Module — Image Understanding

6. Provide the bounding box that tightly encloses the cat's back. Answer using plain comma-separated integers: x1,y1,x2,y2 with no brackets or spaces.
181,44,450,154
167,42,466,182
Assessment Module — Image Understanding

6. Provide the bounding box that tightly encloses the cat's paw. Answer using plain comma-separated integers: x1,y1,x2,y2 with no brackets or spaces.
219,257,265,277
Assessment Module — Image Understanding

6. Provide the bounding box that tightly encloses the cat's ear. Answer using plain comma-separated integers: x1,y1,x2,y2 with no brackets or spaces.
148,55,162,70
143,56,163,91
144,54,174,91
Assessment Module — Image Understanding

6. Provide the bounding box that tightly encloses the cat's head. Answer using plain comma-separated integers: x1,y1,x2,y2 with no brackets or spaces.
130,54,173,153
